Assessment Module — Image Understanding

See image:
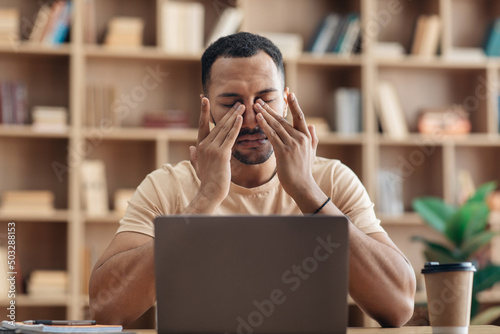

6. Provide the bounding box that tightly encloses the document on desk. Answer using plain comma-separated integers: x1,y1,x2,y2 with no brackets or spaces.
1,321,123,333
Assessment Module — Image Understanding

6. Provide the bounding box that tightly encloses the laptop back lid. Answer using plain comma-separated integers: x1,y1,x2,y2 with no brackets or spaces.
154,215,349,334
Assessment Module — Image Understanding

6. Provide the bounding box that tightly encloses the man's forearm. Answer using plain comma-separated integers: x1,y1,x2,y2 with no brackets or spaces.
89,240,156,325
348,226,416,327
290,187,415,326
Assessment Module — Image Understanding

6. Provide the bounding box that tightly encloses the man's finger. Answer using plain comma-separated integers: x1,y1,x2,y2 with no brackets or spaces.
197,97,211,146
219,115,243,150
254,100,291,145
210,103,245,145
288,92,309,134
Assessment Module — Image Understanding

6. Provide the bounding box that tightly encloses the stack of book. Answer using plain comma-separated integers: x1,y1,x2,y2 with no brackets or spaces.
104,17,144,48
32,106,68,132
0,8,19,45
332,87,362,135
0,80,28,125
411,15,441,57
160,1,204,54
308,13,361,56
85,84,117,127
0,190,55,216
142,110,190,128
27,270,68,297
28,1,72,45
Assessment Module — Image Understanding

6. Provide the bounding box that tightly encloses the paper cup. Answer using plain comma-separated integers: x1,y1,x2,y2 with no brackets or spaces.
422,262,476,334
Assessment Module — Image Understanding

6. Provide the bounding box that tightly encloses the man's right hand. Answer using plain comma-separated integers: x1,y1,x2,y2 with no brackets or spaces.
187,97,244,213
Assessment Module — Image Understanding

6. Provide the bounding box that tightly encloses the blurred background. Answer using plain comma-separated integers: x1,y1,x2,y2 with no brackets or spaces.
0,0,499,328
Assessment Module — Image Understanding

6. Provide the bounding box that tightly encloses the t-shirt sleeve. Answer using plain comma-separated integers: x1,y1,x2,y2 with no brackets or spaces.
116,169,176,237
330,162,385,235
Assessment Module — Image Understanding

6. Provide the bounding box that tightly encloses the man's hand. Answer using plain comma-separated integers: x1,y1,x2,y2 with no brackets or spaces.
254,92,319,198
188,97,244,211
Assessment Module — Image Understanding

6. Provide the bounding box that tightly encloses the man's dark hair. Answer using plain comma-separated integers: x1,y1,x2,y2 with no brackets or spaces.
201,32,285,96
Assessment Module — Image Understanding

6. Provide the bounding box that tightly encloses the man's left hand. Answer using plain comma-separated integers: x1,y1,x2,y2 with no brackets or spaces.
254,92,319,198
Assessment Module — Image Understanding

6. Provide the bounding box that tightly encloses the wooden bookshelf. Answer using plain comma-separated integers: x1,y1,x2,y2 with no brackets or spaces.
1,0,500,325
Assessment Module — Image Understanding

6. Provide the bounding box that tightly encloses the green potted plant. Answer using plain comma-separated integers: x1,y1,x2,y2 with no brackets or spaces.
412,181,500,324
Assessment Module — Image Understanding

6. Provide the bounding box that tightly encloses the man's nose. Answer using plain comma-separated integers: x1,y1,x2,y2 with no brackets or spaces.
241,102,258,128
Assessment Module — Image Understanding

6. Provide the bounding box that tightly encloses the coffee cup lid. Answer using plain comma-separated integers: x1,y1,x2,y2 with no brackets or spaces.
421,262,476,274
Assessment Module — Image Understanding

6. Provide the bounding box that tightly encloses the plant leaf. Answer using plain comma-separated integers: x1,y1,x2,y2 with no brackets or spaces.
461,231,498,259
471,306,500,325
467,181,497,204
463,202,490,240
412,197,456,234
445,202,489,247
473,265,500,294
471,295,479,319
412,236,460,262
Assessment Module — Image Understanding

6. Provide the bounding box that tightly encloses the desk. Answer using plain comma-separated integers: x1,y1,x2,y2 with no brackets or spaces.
346,326,498,333
136,326,498,334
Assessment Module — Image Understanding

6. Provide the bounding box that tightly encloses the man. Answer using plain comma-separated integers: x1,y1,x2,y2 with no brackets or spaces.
89,32,416,327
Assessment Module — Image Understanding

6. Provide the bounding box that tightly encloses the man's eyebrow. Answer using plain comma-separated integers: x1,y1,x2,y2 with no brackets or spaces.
216,88,279,98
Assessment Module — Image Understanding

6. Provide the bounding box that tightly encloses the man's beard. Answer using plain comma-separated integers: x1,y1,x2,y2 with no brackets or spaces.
232,127,273,165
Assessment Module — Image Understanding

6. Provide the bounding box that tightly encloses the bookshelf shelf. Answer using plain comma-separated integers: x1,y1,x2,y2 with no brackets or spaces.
0,125,70,139
84,45,201,61
378,212,424,226
0,295,69,307
0,209,70,223
0,43,72,56
376,56,489,70
298,53,364,66
1,0,500,325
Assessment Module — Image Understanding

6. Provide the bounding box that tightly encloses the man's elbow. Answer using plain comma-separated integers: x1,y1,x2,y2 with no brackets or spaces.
376,295,415,327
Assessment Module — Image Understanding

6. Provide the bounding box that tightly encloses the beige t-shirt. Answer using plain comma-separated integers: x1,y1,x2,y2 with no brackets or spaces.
117,157,384,236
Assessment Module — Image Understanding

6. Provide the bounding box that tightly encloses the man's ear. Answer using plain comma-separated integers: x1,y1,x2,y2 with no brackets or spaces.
283,87,290,118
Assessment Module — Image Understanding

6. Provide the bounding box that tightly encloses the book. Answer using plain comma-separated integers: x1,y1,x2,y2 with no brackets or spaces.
0,190,55,216
28,1,72,46
309,13,341,54
256,32,303,59
411,15,441,57
27,270,68,297
104,17,144,48
85,84,117,128
411,15,427,55
29,4,52,43
419,15,440,57
160,2,205,54
375,81,409,139
484,18,500,57
32,106,68,132
206,7,243,47
377,169,404,215
444,47,486,62
80,160,109,216
374,42,405,58
0,81,27,125
141,109,190,128
1,321,122,333
334,13,360,55
332,88,362,135
0,8,20,45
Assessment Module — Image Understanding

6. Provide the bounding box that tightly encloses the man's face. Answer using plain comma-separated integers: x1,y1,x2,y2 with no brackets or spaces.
207,51,285,165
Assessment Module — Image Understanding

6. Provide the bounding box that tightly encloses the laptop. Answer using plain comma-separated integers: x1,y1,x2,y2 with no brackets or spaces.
154,215,349,334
